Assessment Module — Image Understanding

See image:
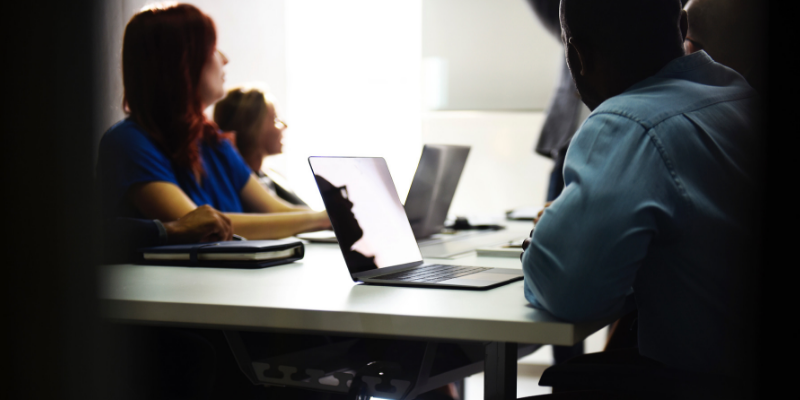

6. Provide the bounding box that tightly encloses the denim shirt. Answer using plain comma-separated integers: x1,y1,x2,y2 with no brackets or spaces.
522,51,760,375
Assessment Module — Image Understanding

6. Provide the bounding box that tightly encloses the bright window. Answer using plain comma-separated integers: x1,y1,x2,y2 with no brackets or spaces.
278,0,423,210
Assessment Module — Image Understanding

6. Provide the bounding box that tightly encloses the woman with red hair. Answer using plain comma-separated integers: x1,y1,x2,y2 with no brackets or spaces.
97,3,329,239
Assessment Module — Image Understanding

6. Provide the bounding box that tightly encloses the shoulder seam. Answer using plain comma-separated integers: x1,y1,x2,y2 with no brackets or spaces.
643,127,695,234
586,110,648,129
645,90,757,130
587,112,690,201
644,130,686,197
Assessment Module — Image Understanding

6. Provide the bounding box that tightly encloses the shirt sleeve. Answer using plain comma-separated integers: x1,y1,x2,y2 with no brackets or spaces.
98,122,179,216
521,112,684,322
216,138,253,193
101,217,163,263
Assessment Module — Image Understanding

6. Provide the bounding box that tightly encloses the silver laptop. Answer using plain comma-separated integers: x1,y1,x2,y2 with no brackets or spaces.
308,156,523,289
298,144,470,243
404,144,470,239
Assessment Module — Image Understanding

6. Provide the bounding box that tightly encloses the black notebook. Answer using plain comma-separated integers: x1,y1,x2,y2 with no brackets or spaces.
139,238,304,269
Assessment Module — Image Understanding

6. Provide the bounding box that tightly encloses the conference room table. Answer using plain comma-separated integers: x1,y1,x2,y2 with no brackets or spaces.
99,221,617,400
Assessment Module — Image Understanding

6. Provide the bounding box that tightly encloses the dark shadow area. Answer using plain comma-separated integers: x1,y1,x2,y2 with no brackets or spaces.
7,1,109,398
314,174,377,273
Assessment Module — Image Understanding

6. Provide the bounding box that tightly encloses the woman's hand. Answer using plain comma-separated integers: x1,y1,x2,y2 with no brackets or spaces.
532,201,553,226
163,205,233,243
133,177,332,240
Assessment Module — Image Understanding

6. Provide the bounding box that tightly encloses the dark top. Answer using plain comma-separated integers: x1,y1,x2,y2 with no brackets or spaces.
102,218,166,263
255,170,308,207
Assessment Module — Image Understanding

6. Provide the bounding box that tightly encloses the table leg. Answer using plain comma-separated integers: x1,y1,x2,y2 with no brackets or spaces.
403,341,438,400
223,330,259,384
484,342,517,400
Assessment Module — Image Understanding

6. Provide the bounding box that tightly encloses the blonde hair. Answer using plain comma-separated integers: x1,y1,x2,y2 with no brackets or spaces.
213,85,276,158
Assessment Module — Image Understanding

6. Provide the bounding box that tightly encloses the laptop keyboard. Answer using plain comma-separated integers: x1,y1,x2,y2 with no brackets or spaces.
372,264,491,283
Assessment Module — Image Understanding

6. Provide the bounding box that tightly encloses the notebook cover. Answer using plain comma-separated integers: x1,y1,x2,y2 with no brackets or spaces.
138,239,305,269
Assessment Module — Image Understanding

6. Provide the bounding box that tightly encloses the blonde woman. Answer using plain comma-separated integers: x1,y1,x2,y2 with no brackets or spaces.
214,86,308,206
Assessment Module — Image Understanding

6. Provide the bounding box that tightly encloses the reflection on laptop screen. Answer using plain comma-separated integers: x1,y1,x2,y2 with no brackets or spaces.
309,157,423,274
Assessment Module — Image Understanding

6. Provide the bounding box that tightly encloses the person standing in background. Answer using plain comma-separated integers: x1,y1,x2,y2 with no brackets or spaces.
524,0,590,203
523,0,589,365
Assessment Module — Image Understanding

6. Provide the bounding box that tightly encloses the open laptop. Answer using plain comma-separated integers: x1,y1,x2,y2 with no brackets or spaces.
404,144,470,239
308,156,523,289
298,144,471,243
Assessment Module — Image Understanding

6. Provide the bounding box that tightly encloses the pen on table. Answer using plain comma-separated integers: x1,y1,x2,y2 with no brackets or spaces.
232,234,246,241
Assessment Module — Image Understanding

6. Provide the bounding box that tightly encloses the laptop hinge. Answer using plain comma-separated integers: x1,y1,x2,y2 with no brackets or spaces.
352,260,424,280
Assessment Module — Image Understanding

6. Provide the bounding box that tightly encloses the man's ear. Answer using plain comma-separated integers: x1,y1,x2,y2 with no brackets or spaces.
567,37,588,76
679,9,688,42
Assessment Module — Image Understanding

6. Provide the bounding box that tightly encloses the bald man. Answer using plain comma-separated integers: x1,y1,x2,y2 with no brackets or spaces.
519,0,761,397
683,0,765,92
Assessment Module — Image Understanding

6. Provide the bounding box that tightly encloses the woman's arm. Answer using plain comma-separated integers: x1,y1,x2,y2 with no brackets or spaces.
239,175,309,213
224,211,329,240
131,181,330,239
131,181,198,221
234,175,329,238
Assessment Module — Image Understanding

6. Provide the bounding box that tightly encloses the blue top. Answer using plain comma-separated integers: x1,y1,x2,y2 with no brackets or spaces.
97,118,253,218
522,51,760,375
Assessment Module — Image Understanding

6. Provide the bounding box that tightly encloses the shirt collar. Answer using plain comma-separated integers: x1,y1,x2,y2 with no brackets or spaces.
655,50,713,76
623,51,714,94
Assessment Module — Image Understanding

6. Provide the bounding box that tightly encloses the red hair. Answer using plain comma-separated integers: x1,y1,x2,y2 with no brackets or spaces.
122,3,227,180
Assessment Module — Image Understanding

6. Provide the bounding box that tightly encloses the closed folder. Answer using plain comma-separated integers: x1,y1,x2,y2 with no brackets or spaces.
139,238,304,269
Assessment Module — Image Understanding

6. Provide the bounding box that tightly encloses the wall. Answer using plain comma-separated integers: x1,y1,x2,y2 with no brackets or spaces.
422,0,563,111
94,0,557,215
280,0,423,210
422,111,552,216
94,0,287,143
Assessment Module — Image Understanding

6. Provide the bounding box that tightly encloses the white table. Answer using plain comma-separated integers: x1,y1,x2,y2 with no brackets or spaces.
99,221,615,399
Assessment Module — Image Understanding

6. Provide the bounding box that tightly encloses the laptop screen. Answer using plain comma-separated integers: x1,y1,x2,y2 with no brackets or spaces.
309,157,423,274
404,144,470,238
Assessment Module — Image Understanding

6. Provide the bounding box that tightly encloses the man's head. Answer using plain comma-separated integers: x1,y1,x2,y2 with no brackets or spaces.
683,0,764,92
560,0,688,110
